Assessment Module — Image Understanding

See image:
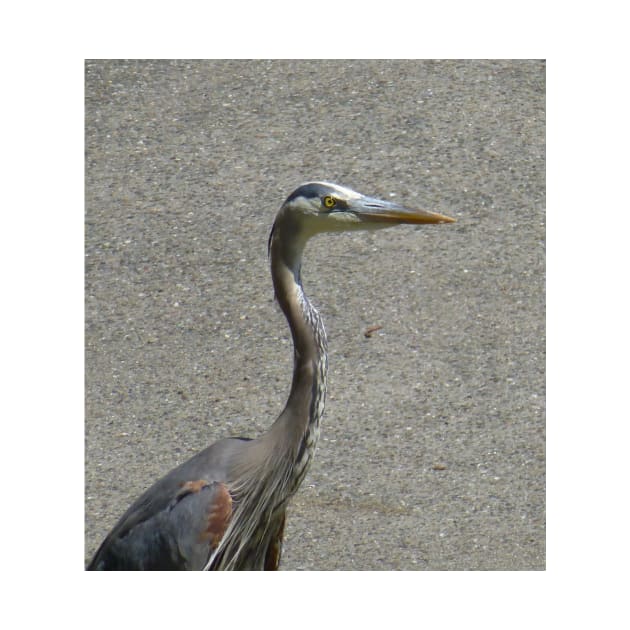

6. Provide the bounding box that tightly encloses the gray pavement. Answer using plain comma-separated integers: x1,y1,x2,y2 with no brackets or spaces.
85,59,545,570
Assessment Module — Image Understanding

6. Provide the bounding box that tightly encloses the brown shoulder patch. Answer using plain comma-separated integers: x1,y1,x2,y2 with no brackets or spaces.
201,482,233,549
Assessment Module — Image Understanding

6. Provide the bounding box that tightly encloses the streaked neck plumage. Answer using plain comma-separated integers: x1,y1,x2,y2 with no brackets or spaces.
266,216,328,478
207,216,327,570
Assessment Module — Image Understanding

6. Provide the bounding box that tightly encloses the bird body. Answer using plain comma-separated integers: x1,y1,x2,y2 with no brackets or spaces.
87,182,454,570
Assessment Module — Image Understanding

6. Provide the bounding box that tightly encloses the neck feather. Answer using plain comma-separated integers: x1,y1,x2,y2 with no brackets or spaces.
268,222,327,465
207,218,328,569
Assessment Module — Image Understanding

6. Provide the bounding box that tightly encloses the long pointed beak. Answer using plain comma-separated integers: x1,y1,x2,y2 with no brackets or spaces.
352,196,456,225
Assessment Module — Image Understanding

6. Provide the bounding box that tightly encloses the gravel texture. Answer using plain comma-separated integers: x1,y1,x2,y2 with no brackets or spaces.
85,59,545,570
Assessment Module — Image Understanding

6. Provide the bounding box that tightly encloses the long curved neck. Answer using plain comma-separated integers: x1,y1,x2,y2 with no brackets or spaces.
265,218,328,470
208,218,329,569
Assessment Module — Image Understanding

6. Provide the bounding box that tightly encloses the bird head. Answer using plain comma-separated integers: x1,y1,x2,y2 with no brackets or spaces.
274,181,455,240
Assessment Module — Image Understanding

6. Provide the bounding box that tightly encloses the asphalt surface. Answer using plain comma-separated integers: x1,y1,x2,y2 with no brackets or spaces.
85,59,545,570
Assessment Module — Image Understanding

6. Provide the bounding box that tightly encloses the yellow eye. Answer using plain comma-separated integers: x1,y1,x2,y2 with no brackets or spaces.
323,195,337,209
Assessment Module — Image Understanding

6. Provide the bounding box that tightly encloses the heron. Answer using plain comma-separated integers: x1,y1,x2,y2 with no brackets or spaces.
87,181,455,570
